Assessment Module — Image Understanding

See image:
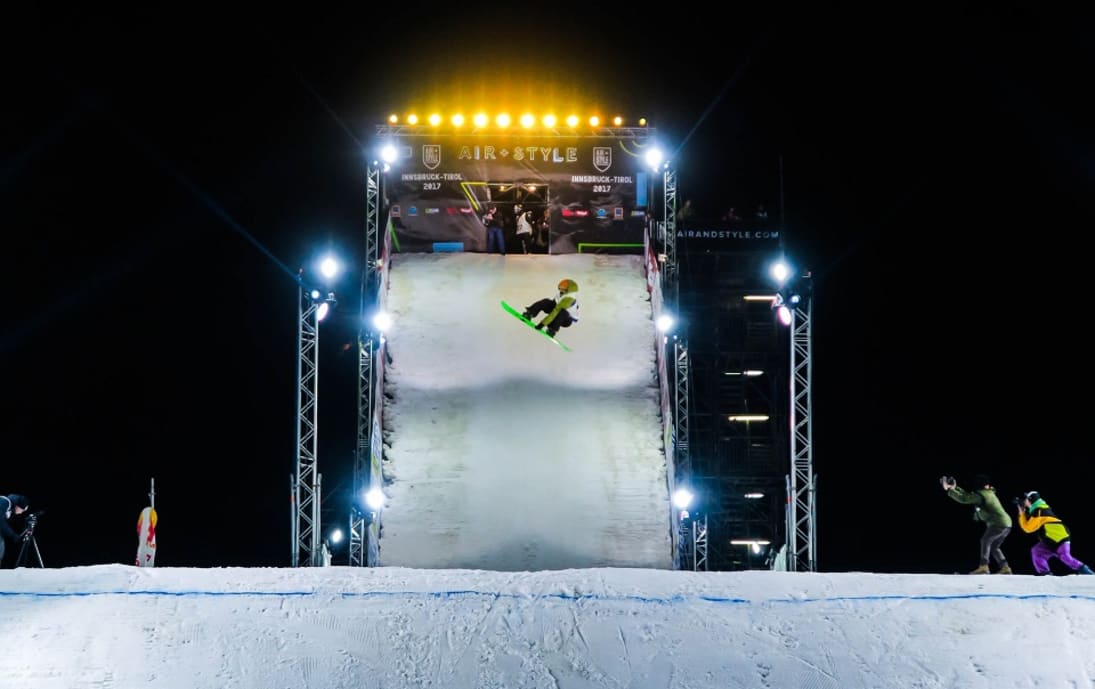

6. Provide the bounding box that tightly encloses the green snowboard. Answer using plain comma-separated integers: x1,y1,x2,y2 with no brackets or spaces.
501,300,572,352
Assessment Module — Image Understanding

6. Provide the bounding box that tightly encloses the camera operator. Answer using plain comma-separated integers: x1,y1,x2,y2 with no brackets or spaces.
1,494,31,566
941,475,1012,574
1015,491,1094,576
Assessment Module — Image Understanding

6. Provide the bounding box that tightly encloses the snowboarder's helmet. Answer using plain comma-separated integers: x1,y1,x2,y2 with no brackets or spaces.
1024,491,1040,503
558,279,578,294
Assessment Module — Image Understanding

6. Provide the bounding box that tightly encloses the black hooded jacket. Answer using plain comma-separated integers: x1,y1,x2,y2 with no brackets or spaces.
1,495,29,541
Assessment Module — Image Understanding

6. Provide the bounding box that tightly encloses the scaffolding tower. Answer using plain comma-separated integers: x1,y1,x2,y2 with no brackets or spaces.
292,276,323,567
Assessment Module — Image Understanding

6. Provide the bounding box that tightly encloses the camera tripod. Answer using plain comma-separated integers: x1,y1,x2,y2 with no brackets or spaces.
15,516,44,568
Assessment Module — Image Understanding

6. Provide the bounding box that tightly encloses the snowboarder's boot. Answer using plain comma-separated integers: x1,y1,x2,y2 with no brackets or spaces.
1076,564,1094,575
969,564,990,575
996,564,1013,575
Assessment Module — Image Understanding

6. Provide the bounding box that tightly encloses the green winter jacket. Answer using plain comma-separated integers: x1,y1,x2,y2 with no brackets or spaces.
540,292,578,328
947,486,1012,528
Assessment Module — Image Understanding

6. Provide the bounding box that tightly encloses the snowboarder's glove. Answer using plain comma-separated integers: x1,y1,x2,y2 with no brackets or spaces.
534,322,544,331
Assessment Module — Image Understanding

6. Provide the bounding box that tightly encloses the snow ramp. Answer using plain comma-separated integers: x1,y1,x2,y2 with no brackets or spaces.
378,253,671,570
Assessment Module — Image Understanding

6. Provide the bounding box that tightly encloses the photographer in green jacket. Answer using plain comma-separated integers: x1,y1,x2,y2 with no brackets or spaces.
941,474,1012,574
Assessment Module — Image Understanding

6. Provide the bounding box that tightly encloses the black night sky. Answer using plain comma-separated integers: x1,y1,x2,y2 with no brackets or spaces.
4,7,1093,573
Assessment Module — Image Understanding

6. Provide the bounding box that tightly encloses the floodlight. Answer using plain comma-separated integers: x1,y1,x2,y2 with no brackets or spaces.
388,114,398,124
638,117,647,126
644,147,664,171
776,302,792,326
329,528,343,544
728,415,769,422
428,113,441,126
520,113,535,128
372,311,392,333
319,256,340,281
672,488,694,510
365,487,385,510
542,114,557,127
473,113,488,127
731,539,771,546
406,114,418,125
656,314,675,333
451,113,465,127
744,492,764,499
769,260,791,286
588,115,600,127
380,144,398,164
565,115,579,127
612,116,623,126
495,113,511,127
313,291,336,322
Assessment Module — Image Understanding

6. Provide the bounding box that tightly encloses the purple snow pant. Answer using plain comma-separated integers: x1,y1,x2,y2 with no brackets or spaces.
1031,541,1085,574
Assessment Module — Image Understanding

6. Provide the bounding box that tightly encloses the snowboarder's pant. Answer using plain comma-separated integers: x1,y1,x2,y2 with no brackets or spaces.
979,525,1010,566
0,537,4,564
524,299,575,334
487,228,505,254
1031,540,1085,574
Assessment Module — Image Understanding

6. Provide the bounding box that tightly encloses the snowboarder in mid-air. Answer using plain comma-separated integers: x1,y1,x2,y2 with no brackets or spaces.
523,279,579,337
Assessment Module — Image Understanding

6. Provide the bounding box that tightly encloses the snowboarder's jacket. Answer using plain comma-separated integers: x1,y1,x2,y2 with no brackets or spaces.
540,287,579,329
1019,498,1071,549
946,486,1012,528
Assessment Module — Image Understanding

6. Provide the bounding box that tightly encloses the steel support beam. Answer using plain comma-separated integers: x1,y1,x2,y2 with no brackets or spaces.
350,161,383,566
787,294,816,571
292,280,323,567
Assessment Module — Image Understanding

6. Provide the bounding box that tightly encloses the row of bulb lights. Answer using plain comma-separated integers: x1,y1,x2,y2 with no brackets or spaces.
387,113,647,129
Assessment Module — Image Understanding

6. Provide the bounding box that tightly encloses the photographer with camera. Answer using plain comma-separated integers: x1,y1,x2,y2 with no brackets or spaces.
1,493,31,566
1014,491,1094,576
941,475,1012,574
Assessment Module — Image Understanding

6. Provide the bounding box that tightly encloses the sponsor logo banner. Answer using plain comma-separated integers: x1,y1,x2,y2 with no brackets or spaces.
385,134,652,253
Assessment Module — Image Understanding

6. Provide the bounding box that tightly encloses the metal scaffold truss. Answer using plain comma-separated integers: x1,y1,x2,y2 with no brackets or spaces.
292,284,322,567
787,299,816,571
350,161,383,567
349,333,374,567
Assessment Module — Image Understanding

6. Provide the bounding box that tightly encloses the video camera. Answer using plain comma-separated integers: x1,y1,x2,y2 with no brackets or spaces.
23,510,44,530
1011,496,1025,507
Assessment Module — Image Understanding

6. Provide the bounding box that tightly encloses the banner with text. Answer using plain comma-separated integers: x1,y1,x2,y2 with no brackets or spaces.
385,135,650,253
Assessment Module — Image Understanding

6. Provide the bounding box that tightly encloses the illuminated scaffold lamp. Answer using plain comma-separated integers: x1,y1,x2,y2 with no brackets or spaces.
767,258,811,327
